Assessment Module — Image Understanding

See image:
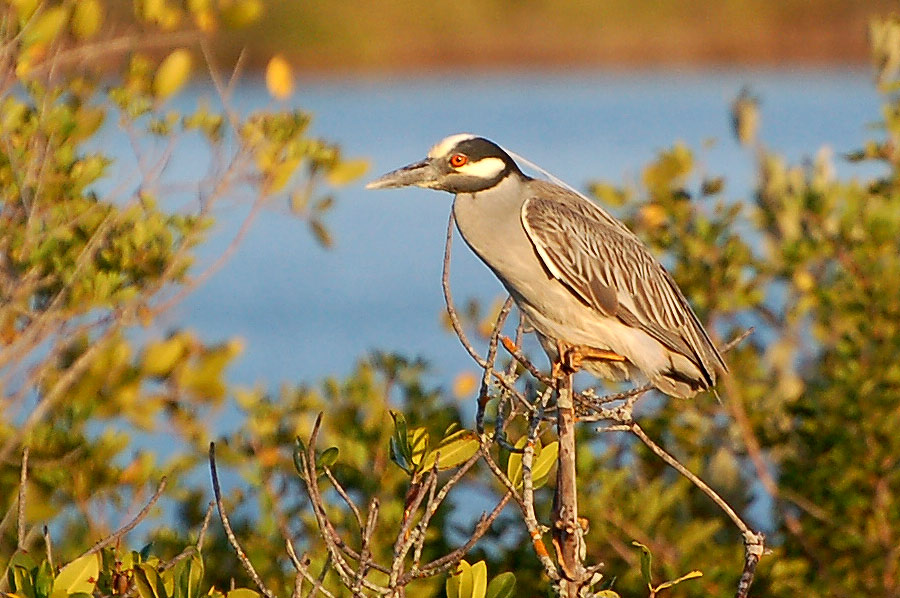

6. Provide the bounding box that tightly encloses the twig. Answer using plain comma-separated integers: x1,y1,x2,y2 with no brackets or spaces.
442,212,489,368
301,416,391,594
79,477,168,558
160,501,215,573
477,296,513,432
353,498,380,596
43,525,54,572
406,491,513,581
624,421,765,598
284,541,336,598
478,439,560,582
323,467,364,530
208,443,278,598
17,447,28,550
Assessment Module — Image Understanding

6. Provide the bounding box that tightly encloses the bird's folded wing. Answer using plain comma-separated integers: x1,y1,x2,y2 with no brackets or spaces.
521,191,726,373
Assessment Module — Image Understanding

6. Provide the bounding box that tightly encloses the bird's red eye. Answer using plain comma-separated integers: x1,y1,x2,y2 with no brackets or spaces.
449,154,468,168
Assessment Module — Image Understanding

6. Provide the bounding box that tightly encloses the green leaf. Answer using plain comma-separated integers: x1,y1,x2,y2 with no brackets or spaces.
485,572,516,598
174,553,203,598
133,563,167,598
226,590,260,598
7,550,36,594
34,560,53,598
654,570,703,593
421,429,479,471
631,541,653,588
51,553,100,598
317,446,339,468
153,49,192,101
470,561,487,598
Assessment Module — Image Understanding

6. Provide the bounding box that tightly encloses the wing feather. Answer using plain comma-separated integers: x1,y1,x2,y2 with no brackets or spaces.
520,182,727,379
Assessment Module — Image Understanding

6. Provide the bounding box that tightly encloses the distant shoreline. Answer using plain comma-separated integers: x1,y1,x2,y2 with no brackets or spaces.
210,1,891,73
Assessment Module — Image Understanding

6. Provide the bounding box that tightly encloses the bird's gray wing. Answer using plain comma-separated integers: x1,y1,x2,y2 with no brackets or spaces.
520,185,726,376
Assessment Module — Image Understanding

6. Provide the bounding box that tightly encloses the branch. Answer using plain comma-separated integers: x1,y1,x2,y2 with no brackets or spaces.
625,421,765,598
552,371,583,597
17,447,28,550
208,443,278,598
80,477,168,558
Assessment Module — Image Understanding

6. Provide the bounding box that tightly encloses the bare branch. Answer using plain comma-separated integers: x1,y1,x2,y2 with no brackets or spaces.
17,447,28,550
209,443,278,598
43,525,54,572
80,477,168,558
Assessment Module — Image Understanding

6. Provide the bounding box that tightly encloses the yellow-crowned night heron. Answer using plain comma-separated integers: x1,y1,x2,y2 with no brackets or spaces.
367,134,726,398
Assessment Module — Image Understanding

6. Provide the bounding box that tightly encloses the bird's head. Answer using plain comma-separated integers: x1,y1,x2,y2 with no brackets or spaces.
366,134,524,194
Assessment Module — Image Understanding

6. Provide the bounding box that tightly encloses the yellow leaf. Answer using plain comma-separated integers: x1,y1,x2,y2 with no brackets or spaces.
455,561,472,598
71,0,103,39
326,158,369,186
142,336,186,377
51,553,100,598
639,204,666,228
408,427,429,467
452,371,478,399
531,441,558,488
24,6,70,48
153,48,192,100
194,9,216,33
265,54,294,100
421,430,479,471
470,561,487,598
9,0,39,21
220,0,263,28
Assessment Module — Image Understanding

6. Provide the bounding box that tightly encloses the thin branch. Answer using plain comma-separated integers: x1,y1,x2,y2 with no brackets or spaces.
80,476,168,558
43,525,54,572
479,439,560,582
208,443,278,598
17,447,28,550
159,501,215,573
406,491,513,581
284,541,336,598
477,296,513,433
323,466,364,531
442,212,489,368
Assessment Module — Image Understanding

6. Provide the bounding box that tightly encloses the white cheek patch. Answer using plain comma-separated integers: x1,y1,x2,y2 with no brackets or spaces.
456,157,506,179
428,133,476,158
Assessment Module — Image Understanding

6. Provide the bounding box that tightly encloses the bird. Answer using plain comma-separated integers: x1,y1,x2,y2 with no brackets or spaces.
366,134,727,399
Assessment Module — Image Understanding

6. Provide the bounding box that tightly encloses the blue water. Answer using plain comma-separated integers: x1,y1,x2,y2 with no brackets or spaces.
130,68,880,433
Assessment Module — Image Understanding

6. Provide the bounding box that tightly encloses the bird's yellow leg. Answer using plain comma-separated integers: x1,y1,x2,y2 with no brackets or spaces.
555,341,626,377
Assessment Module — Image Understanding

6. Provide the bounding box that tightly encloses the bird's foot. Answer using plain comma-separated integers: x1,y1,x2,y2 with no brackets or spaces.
555,342,626,377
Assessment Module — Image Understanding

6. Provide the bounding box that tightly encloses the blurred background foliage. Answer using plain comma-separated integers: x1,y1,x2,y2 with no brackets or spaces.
2,1,900,598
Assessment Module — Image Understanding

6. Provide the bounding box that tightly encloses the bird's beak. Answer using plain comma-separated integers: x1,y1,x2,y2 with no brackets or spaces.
365,159,437,190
